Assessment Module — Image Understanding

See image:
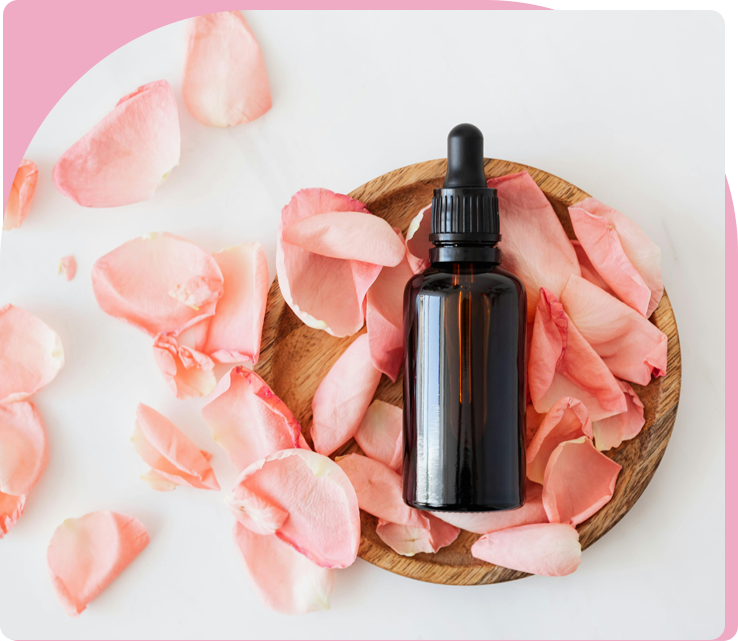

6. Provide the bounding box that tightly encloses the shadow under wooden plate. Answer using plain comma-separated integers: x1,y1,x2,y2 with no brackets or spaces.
255,158,682,586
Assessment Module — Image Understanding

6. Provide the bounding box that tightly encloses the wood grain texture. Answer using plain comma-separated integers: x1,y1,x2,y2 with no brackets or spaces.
255,158,682,586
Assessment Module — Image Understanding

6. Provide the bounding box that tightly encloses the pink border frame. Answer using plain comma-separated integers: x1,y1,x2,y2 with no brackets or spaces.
2,2,734,639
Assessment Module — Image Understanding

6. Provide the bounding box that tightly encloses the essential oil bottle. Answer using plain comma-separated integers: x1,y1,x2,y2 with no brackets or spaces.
402,124,527,512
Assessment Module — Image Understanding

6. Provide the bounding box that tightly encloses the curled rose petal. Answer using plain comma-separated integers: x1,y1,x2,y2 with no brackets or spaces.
233,523,333,615
593,380,646,451
183,12,271,127
571,240,613,294
561,274,667,385
542,437,622,526
526,397,592,484
4,159,38,230
202,242,269,364
0,304,64,403
471,523,581,577
311,334,381,456
376,515,460,557
92,232,224,337
405,204,432,274
131,403,219,491
152,334,216,399
487,172,580,321
202,367,304,472
431,481,547,535
276,188,383,337
53,80,180,207
569,198,663,317
528,288,627,420
0,401,48,537
227,449,360,569
58,256,77,281
336,454,427,528
354,400,403,471
47,511,149,616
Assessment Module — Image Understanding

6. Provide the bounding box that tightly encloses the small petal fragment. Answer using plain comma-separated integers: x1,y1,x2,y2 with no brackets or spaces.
202,242,269,364
569,198,663,317
4,159,38,230
376,515,460,556
354,400,403,471
487,172,580,321
132,403,219,491
92,232,224,337
561,274,667,385
593,380,646,451
0,493,26,537
311,334,382,456
405,204,432,274
202,367,304,472
183,12,271,127
233,523,333,615
0,304,64,403
471,523,581,577
47,511,149,616
53,80,180,207
152,333,216,399
542,437,622,526
58,256,77,281
227,449,360,569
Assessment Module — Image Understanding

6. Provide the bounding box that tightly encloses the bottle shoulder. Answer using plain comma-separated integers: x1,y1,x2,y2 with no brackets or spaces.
407,263,526,297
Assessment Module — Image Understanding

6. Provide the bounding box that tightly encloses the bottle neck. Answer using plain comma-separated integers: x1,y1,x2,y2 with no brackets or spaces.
430,242,501,264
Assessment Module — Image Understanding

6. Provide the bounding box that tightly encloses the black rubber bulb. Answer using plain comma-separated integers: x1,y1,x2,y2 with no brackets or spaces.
443,123,488,188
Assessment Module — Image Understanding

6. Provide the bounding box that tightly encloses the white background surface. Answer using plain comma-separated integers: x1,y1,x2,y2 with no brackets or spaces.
0,10,726,641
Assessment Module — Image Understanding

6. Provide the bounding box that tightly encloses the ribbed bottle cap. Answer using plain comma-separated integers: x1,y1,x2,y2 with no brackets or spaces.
430,124,500,243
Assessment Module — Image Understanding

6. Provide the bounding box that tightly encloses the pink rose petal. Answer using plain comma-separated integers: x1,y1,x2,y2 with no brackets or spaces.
542,437,622,526
58,256,77,281
92,232,224,337
227,449,360,569
487,172,581,321
202,366,304,472
471,523,581,577
47,511,149,616
528,288,627,420
570,198,663,317
376,514,460,556
202,242,269,364
3,159,38,230
53,80,180,207
132,403,219,491
233,523,333,615
276,188,383,337
526,397,592,484
405,204,432,274
311,334,381,456
354,399,403,471
0,304,64,404
183,12,271,127
593,380,646,451
571,240,613,294
152,333,216,399
0,401,48,537
560,274,667,385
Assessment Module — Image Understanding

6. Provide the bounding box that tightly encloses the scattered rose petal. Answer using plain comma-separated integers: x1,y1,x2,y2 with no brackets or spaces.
487,172,580,321
354,400,403,471
92,232,224,337
542,437,622,526
376,514,459,556
560,274,667,385
183,12,271,127
138,470,177,492
571,240,613,294
526,397,592,484
0,401,48,537
569,198,663,317
593,380,646,451
3,159,38,230
233,523,333,615
276,188,383,337
202,242,269,364
53,80,180,207
471,523,581,577
0,304,64,404
526,404,545,447
405,204,432,274
528,288,627,420
58,256,77,281
131,403,219,491
152,333,216,399
202,367,304,472
227,449,360,569
311,334,382,456
47,511,149,616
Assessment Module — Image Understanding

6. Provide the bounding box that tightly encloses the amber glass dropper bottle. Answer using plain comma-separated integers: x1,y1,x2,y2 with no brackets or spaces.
402,123,527,512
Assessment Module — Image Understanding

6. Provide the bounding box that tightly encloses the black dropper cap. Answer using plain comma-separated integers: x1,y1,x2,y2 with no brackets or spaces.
430,124,500,244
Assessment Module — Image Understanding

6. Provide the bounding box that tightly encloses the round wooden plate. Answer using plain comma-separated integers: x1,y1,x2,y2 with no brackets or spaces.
255,158,682,586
